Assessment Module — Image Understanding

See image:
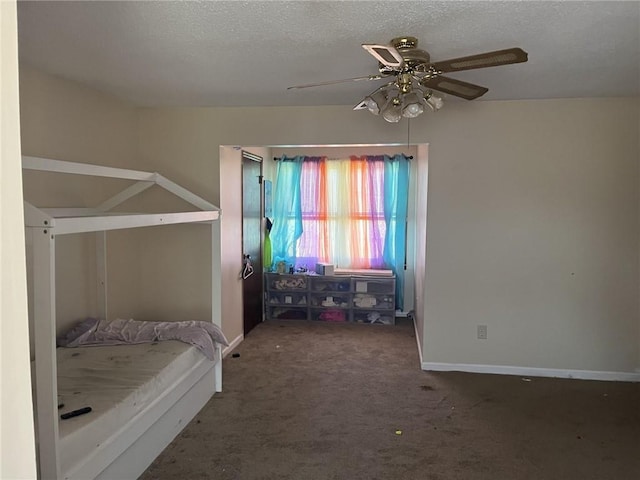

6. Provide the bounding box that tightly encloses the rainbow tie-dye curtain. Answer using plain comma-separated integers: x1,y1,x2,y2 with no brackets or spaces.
270,154,409,309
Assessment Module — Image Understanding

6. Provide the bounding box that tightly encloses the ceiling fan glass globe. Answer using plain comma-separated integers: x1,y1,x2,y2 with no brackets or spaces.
401,92,425,118
425,93,444,111
382,98,403,123
364,90,388,115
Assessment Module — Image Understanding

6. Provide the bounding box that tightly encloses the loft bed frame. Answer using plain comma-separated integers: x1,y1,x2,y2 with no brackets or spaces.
23,156,223,480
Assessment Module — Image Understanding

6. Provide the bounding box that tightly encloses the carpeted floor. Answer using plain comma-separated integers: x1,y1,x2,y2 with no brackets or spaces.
140,319,640,480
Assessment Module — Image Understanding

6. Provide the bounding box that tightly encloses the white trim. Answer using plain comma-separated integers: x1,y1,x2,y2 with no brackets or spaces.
48,211,219,235
32,230,60,480
23,156,221,235
22,156,155,181
421,362,640,383
98,181,155,212
411,315,423,365
222,333,244,358
211,220,223,392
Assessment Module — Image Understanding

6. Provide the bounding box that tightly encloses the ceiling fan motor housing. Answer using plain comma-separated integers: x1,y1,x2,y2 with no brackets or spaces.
378,36,431,74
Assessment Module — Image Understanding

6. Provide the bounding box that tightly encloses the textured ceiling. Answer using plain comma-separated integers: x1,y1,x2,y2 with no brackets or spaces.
17,1,640,107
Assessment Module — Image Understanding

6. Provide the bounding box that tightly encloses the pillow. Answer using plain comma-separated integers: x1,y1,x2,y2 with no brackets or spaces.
56,317,99,347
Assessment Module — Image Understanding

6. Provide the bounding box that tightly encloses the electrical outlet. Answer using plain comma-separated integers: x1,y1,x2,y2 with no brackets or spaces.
477,325,488,340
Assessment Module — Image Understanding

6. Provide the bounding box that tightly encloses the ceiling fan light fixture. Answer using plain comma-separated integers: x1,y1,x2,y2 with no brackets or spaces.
364,89,389,115
425,92,444,111
291,36,528,124
382,97,403,123
401,91,425,118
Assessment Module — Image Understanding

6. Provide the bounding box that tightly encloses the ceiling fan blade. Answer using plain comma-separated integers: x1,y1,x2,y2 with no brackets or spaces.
421,76,489,100
430,47,528,73
362,43,405,69
287,74,383,90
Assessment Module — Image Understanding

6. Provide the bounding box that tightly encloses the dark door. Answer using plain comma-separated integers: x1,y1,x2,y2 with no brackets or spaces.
242,151,263,335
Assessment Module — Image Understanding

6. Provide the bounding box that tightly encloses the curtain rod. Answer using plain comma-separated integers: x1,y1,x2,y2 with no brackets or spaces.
273,155,413,160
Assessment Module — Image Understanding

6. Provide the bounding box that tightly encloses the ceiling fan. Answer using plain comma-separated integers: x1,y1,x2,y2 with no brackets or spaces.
288,36,528,122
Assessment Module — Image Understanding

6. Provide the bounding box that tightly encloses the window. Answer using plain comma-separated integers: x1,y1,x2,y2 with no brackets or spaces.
270,154,410,308
297,156,387,269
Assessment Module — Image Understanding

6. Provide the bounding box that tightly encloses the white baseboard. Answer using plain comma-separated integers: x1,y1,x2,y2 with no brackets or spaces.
222,333,243,358
422,362,640,383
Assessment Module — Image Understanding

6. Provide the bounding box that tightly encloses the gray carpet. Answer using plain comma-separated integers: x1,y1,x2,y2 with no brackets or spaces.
141,319,640,480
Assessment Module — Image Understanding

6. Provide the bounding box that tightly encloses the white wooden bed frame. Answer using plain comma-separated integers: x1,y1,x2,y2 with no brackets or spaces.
23,156,223,480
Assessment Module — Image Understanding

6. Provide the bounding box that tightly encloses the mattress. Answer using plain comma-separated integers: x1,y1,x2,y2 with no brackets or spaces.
56,341,212,475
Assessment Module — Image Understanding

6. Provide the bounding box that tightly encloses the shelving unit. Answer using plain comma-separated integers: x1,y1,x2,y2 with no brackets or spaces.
265,273,396,324
264,274,309,320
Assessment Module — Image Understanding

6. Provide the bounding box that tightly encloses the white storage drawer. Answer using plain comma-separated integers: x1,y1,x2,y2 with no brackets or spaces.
353,310,395,325
310,307,350,322
309,276,351,293
309,292,350,308
268,274,308,291
266,292,307,306
352,293,394,310
351,277,395,295
267,305,308,320
264,272,396,324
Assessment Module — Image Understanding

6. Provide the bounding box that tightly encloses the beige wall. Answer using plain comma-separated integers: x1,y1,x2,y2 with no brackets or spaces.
19,66,140,336
413,144,429,361
1,1,37,477
19,68,224,333
17,66,640,374
422,98,639,373
138,98,640,374
219,147,245,341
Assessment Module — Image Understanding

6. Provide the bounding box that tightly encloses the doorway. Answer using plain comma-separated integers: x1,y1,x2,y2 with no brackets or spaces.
241,151,263,335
